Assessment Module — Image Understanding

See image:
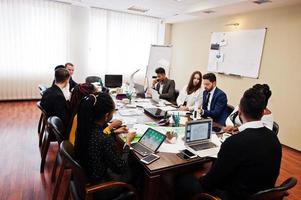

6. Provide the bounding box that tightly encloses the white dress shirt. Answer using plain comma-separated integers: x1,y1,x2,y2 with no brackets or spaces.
207,86,216,111
226,105,273,130
238,120,264,132
177,86,203,111
61,83,70,100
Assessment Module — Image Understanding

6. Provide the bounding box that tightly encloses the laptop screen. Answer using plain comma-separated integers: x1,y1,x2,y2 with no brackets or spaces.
185,120,212,143
139,128,166,151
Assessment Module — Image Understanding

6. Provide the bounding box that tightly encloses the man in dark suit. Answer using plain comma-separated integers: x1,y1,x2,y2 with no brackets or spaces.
152,67,176,103
201,73,228,126
41,68,70,134
65,62,77,91
175,88,282,200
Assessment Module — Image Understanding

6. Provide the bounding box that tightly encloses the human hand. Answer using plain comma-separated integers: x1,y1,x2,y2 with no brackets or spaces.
179,106,188,111
126,132,136,145
114,126,129,134
152,79,158,87
109,119,122,129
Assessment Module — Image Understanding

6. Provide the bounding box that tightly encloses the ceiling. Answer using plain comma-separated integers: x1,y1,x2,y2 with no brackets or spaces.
54,0,301,23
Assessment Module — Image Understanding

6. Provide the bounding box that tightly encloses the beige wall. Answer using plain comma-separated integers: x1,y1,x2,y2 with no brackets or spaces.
170,5,301,150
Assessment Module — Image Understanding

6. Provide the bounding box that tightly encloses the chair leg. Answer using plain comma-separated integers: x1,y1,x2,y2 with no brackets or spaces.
40,131,50,173
39,120,46,149
52,159,66,200
38,113,43,135
51,152,60,182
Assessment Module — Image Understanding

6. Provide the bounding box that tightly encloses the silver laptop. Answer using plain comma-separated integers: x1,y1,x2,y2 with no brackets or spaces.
184,119,217,152
150,88,172,105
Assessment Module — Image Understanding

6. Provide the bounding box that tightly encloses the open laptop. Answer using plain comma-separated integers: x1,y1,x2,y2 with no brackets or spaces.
131,128,166,156
184,119,217,152
144,107,167,119
150,88,172,105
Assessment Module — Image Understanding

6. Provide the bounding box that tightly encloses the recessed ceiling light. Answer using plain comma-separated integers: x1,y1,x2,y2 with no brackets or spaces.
203,10,215,14
127,6,149,13
253,0,272,4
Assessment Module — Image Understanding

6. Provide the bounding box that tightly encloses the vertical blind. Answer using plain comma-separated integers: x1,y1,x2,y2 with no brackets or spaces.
0,0,71,100
0,0,161,100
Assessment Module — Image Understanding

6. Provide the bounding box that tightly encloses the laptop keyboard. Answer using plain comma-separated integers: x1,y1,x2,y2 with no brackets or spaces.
190,142,217,151
133,143,152,156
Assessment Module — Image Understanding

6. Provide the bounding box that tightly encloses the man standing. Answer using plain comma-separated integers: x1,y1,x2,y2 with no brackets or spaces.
152,67,176,103
201,73,228,126
65,62,77,91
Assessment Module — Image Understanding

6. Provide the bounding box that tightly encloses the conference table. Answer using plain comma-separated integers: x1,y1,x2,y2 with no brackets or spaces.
114,97,215,200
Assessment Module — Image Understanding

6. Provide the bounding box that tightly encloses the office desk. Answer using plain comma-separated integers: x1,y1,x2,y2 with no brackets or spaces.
114,104,213,200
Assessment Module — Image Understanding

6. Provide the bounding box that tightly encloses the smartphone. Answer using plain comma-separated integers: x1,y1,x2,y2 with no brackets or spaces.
140,154,160,165
181,149,197,159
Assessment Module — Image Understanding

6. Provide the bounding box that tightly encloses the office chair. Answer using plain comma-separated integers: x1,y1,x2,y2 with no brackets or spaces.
273,122,279,135
85,76,102,84
37,101,47,150
193,177,297,200
59,141,138,200
38,84,47,96
226,104,235,116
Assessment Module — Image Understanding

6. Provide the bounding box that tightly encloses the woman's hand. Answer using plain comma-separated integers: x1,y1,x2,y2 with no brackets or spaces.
126,132,136,145
178,106,188,111
109,119,122,129
114,126,129,134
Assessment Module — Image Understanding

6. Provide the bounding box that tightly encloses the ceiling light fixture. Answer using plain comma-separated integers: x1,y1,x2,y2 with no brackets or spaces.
127,6,149,13
253,0,272,5
203,10,215,14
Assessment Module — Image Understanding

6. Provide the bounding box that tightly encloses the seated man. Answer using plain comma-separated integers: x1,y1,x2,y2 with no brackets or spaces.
201,73,228,126
41,68,70,134
152,67,176,103
65,62,78,91
175,87,282,200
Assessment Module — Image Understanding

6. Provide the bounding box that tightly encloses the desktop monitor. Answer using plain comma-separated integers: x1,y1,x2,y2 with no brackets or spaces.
104,74,123,88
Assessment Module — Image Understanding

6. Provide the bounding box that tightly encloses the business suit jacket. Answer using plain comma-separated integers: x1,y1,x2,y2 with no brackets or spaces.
201,127,282,200
202,87,228,125
41,84,70,136
52,77,77,92
154,78,176,102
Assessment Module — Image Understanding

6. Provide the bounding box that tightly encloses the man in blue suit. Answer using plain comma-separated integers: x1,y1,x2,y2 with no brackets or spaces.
201,73,228,126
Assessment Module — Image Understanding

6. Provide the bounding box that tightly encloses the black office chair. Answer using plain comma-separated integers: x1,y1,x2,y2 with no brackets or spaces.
60,141,138,200
226,104,235,116
38,84,47,96
85,76,102,84
193,177,297,200
174,89,180,101
273,122,279,135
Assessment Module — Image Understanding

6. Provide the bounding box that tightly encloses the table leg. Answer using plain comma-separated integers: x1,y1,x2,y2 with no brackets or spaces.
144,174,160,200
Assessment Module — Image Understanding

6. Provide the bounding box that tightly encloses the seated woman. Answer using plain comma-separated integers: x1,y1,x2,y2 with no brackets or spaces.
224,84,273,133
177,71,203,111
74,93,136,199
67,83,97,144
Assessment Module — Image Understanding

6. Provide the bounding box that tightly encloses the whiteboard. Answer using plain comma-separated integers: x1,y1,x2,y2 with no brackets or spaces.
145,45,172,88
207,28,266,78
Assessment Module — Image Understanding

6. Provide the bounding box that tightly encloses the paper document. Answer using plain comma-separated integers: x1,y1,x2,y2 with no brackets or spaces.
118,109,143,116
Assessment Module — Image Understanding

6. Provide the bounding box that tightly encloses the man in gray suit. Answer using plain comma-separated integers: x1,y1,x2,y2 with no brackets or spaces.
152,67,176,103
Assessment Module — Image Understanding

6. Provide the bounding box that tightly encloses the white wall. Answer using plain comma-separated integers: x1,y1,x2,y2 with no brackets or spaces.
170,5,301,150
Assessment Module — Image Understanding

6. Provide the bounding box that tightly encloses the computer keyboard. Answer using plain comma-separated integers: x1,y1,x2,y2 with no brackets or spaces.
190,142,217,151
132,143,152,156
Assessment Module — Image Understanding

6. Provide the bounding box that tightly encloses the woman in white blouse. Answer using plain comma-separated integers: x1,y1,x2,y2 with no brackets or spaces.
224,84,273,133
177,71,203,111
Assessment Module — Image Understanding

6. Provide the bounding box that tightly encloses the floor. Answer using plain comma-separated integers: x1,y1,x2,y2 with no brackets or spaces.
0,101,300,200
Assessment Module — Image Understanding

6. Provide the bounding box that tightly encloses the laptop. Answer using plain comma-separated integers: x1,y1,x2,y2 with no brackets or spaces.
184,119,217,152
131,128,166,156
150,88,172,105
144,107,167,119
105,74,123,88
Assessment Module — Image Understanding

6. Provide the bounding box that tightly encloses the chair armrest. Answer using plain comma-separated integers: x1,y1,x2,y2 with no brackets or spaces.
86,181,137,197
193,192,221,200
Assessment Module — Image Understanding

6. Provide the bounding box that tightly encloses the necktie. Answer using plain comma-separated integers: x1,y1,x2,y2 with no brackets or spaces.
204,92,211,110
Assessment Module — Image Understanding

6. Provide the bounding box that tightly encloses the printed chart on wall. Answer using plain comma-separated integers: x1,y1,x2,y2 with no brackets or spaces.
207,28,267,78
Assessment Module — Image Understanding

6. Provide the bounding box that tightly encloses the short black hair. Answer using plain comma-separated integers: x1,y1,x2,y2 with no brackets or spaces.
252,84,272,108
203,73,216,83
239,88,266,120
65,62,74,67
54,65,65,71
55,68,70,83
155,67,165,74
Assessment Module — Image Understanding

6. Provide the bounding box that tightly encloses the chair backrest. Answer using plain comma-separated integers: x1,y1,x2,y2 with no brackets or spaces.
37,101,48,118
273,122,279,135
38,84,47,96
226,104,235,116
85,76,102,84
60,141,88,199
250,177,297,200
47,116,65,144
174,89,180,100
